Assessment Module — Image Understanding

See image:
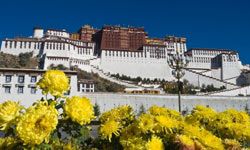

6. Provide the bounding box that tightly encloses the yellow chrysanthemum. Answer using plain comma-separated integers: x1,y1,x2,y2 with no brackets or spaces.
216,109,250,125
220,123,250,142
0,101,22,131
120,136,146,150
64,96,95,125
175,135,195,148
185,105,217,128
223,139,241,150
138,113,155,133
99,120,121,141
154,115,181,133
100,105,134,125
63,142,78,150
148,105,181,120
0,137,17,149
146,136,164,150
16,101,58,145
210,109,250,142
183,124,224,150
120,124,145,150
37,70,69,97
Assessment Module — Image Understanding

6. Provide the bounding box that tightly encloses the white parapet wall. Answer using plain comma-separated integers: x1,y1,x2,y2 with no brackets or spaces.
82,93,250,113
1,93,249,113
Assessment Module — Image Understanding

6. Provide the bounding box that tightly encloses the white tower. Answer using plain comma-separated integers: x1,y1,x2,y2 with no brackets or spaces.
33,27,44,38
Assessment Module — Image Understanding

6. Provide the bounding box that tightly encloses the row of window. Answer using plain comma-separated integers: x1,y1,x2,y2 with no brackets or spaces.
46,42,66,50
191,57,212,63
191,55,237,63
222,55,237,62
47,31,68,37
144,47,166,51
48,57,69,61
71,60,89,65
63,39,93,47
78,84,95,92
163,42,186,51
4,86,36,94
4,75,37,83
77,48,92,55
45,42,93,53
104,51,145,58
82,89,94,92
193,50,227,56
5,41,41,49
149,50,166,59
47,57,90,65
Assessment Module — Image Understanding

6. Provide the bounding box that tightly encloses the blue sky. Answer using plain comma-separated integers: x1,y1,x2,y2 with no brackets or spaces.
0,0,249,63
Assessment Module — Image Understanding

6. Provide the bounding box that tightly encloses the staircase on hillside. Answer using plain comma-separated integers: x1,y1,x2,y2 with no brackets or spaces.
90,65,144,88
200,85,250,96
184,68,239,89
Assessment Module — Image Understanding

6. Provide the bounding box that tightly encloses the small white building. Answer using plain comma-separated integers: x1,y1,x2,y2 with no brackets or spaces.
0,28,97,72
77,79,95,93
184,48,242,85
164,36,187,55
0,68,78,106
46,29,70,38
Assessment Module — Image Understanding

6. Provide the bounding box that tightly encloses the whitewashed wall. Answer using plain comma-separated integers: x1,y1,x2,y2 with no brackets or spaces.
1,41,41,56
1,93,248,113
99,51,172,80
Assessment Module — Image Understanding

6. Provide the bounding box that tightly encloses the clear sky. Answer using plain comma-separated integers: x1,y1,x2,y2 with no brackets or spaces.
0,0,249,63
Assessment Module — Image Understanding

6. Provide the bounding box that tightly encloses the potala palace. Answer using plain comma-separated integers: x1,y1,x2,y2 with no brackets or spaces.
1,25,250,96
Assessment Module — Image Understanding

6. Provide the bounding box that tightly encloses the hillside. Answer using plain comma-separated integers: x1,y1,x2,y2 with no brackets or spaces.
0,52,38,69
77,69,125,92
47,64,125,92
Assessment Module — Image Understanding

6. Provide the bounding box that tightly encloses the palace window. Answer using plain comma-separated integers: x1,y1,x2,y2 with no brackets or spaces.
5,87,11,93
31,76,37,83
14,41,17,48
5,41,8,48
10,41,12,48
31,87,36,94
17,86,24,94
5,75,12,83
18,75,25,83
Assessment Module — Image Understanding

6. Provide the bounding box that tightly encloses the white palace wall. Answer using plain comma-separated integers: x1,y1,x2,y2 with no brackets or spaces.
1,40,42,56
99,50,172,80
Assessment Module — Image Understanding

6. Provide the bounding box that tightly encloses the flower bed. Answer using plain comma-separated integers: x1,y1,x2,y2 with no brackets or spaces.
0,70,249,149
